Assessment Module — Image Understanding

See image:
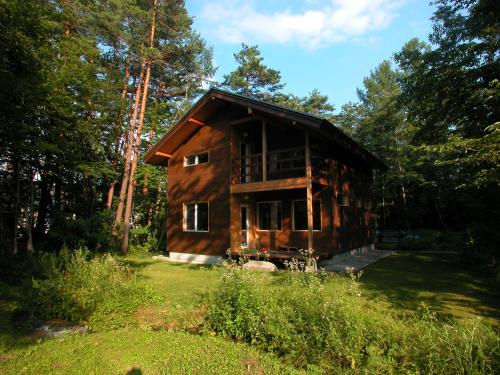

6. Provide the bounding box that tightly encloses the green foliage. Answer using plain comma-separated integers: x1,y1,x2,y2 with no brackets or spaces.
221,43,284,100
220,44,335,119
45,210,117,251
128,224,158,254
30,248,160,324
0,0,214,256
205,266,499,373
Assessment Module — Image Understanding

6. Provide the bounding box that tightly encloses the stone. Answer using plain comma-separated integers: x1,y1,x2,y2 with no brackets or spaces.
32,319,88,339
242,260,277,272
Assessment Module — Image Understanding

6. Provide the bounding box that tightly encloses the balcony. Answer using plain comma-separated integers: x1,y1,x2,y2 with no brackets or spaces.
230,146,329,193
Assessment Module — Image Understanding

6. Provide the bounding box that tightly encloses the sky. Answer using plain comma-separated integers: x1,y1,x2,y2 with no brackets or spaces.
185,0,436,111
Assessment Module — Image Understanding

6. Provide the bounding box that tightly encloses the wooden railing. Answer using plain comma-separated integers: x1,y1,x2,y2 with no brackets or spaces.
232,146,327,184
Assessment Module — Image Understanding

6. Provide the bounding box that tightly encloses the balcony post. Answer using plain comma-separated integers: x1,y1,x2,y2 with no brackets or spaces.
262,120,267,182
305,131,313,252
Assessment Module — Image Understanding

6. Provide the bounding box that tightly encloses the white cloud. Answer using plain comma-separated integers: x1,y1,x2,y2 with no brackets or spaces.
198,0,402,49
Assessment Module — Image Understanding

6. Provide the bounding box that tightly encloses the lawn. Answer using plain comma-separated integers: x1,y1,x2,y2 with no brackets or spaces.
0,251,498,374
360,252,500,325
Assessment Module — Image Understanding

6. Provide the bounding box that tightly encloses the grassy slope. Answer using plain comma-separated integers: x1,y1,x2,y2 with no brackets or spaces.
1,251,498,373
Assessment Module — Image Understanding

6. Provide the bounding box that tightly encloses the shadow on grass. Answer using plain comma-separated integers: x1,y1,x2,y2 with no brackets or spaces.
360,252,500,323
0,282,38,352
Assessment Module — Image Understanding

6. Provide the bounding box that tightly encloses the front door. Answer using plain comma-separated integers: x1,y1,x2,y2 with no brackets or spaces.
240,204,249,248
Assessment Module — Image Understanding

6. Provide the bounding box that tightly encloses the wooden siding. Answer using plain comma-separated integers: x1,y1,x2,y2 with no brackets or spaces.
165,104,375,257
167,110,232,256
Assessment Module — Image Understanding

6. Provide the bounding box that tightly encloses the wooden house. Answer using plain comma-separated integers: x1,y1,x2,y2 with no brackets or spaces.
144,88,386,264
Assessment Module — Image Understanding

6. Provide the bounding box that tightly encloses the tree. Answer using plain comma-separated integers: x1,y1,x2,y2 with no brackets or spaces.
336,61,416,229
394,0,499,247
221,44,284,100
0,0,214,255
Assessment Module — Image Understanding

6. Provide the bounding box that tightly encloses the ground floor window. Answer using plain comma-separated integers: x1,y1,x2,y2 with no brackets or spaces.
257,201,281,230
183,202,209,231
292,199,321,231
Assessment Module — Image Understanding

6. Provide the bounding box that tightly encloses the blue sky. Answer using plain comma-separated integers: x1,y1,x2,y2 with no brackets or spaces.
185,0,436,111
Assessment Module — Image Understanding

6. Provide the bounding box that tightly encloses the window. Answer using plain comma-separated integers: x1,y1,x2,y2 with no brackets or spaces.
356,197,363,208
184,202,209,231
337,193,349,207
184,152,209,166
292,200,321,231
257,201,281,230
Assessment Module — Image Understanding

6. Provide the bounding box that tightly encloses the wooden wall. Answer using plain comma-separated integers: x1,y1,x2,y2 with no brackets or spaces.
166,106,375,257
167,110,234,256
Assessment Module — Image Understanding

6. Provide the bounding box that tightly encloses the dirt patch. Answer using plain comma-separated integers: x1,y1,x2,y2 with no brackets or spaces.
134,304,208,334
242,357,265,374
134,305,170,330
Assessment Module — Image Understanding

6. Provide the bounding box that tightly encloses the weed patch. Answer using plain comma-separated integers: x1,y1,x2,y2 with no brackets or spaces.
205,265,500,373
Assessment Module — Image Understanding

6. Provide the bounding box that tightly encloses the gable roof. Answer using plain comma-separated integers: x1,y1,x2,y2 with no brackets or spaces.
143,88,387,170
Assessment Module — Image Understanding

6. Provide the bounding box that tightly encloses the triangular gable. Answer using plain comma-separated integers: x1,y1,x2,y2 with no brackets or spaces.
143,88,387,170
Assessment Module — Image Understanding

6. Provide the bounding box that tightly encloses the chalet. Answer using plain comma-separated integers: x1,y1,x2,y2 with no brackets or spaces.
144,88,386,264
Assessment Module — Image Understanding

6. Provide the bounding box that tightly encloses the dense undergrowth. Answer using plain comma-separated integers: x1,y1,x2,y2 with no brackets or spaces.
205,262,500,373
1,248,161,331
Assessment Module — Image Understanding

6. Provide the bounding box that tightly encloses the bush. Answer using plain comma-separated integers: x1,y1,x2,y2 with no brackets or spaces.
376,230,467,252
30,248,161,325
45,210,118,252
205,266,499,373
129,225,158,255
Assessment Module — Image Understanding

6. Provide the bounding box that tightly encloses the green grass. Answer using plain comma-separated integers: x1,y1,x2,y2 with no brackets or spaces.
0,328,291,374
123,256,221,306
1,251,498,373
360,252,500,325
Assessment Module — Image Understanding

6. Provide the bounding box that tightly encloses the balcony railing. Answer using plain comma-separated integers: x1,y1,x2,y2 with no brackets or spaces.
232,146,330,184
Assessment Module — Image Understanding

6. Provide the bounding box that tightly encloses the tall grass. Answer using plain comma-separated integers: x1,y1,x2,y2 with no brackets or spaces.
30,248,161,326
205,266,500,373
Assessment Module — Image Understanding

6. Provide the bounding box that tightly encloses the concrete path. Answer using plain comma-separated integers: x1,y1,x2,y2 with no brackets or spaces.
319,249,394,273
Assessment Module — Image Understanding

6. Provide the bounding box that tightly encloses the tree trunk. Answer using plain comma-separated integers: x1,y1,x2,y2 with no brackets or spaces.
121,0,158,253
33,175,50,243
115,61,145,225
26,166,35,253
121,63,152,253
106,61,131,209
12,158,20,255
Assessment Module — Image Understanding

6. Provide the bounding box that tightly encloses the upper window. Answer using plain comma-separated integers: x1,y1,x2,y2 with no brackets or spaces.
184,152,209,166
292,200,321,231
337,193,349,207
257,201,282,231
184,202,209,232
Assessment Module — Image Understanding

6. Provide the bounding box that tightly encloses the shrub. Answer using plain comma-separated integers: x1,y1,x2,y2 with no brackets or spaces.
129,225,158,254
30,248,161,325
376,230,467,252
45,210,118,252
205,266,500,373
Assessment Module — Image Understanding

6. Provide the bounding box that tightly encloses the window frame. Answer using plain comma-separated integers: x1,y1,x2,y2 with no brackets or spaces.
183,152,209,167
338,193,350,207
256,201,282,232
291,199,322,232
183,202,209,232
